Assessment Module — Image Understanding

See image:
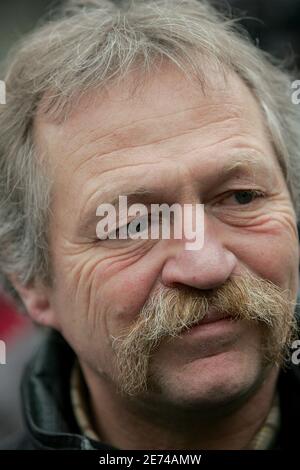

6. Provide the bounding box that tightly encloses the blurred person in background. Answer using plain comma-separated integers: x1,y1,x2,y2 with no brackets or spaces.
0,0,300,451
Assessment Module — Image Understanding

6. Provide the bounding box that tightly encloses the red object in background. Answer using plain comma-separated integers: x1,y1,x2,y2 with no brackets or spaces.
0,295,30,342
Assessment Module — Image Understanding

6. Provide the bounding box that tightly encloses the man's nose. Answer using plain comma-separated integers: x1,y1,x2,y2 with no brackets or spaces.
161,219,237,290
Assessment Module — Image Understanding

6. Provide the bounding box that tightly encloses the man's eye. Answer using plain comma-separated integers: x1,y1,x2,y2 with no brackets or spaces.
115,221,143,238
116,217,148,238
223,190,265,206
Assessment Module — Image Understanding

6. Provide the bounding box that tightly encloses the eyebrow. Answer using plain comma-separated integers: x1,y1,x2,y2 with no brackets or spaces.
104,187,158,209
78,151,274,236
217,151,274,181
78,187,159,236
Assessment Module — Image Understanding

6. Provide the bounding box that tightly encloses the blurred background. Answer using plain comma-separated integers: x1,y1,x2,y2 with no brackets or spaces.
0,0,299,444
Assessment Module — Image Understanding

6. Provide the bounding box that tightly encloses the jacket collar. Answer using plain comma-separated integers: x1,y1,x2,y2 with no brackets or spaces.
21,330,115,450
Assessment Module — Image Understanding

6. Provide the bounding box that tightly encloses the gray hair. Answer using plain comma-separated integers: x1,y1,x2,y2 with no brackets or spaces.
0,0,300,308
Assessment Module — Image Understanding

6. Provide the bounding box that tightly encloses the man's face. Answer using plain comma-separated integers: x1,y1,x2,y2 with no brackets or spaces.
34,64,299,409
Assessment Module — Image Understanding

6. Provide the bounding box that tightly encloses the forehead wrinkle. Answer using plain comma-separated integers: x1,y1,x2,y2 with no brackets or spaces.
82,101,242,146
65,113,245,180
69,129,194,178
74,160,163,192
62,82,244,153
53,98,245,170
75,105,242,154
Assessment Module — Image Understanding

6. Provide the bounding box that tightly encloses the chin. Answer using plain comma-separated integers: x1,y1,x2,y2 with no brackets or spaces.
148,348,268,413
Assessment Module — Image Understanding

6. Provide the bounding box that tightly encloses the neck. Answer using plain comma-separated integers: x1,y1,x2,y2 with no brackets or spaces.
80,362,279,450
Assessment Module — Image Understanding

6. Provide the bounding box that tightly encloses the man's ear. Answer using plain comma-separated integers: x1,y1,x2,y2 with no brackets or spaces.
9,275,60,330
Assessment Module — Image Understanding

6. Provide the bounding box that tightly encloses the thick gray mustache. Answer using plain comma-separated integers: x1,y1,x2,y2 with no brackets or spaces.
111,272,297,396
136,274,294,339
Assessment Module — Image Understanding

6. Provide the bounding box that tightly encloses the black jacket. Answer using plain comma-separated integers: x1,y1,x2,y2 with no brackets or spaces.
2,329,300,450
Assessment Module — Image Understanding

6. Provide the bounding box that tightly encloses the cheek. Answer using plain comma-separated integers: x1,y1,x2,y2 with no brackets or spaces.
91,244,168,334
229,220,299,295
